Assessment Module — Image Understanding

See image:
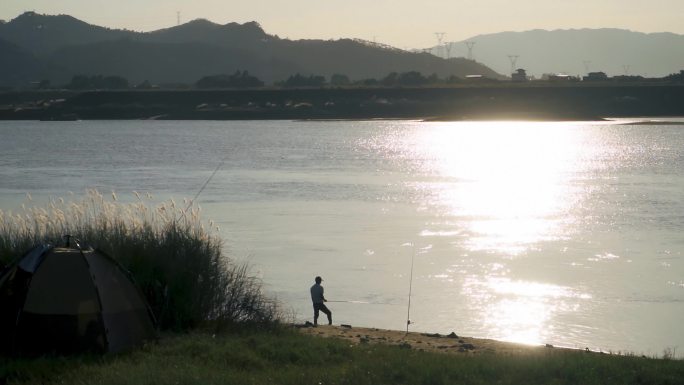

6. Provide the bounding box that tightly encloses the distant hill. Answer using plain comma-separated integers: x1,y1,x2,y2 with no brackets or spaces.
0,38,68,87
0,11,135,54
0,12,501,87
144,19,269,49
47,39,301,85
436,29,684,78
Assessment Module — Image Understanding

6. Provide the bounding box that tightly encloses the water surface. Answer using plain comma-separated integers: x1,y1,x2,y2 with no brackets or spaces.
1,119,682,356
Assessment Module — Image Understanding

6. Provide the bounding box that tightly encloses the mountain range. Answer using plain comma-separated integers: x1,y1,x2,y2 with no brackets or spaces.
436,29,684,78
0,12,499,88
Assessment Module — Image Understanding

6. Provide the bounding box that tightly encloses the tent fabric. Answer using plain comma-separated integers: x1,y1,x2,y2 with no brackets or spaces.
0,245,156,356
17,244,51,273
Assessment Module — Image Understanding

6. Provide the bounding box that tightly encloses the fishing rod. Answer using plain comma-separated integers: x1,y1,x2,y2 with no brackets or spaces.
326,300,367,304
326,300,398,305
178,154,229,219
406,242,415,335
155,153,228,329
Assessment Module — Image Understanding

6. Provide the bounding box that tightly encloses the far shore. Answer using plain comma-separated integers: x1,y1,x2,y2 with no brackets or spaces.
2,85,684,121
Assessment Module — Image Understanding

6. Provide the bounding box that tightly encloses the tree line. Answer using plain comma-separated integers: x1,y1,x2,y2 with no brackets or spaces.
29,69,684,91
31,70,472,91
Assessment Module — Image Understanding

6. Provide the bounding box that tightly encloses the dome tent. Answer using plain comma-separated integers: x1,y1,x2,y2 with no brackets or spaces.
0,243,156,356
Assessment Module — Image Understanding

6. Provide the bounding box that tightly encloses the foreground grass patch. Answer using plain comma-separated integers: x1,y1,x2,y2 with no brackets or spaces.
2,329,683,385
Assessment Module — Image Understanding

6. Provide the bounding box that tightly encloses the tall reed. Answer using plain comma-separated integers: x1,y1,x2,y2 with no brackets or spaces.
0,190,280,331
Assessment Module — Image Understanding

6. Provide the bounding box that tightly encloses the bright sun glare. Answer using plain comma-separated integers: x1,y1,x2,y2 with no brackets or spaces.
413,121,590,344
418,121,582,255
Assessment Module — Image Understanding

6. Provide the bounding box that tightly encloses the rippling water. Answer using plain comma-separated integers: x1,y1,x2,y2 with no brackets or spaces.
1,119,683,356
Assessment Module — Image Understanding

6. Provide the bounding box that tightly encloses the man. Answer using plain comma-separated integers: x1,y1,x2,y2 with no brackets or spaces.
310,276,332,326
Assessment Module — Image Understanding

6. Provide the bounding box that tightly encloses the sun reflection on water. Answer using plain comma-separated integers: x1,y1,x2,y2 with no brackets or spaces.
463,275,592,345
415,121,584,255
411,121,591,345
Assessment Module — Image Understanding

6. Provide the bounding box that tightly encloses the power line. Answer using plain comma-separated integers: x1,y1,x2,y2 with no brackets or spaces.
444,43,452,59
465,41,476,60
507,54,519,74
434,32,446,57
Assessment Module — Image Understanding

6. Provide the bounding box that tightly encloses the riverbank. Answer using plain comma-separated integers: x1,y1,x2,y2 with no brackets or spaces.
1,84,683,121
298,324,565,356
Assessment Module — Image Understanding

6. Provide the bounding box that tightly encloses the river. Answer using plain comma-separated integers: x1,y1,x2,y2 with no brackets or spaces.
1,119,682,356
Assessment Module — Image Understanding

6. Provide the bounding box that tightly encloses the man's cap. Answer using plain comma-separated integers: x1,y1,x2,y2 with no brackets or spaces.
315,276,323,282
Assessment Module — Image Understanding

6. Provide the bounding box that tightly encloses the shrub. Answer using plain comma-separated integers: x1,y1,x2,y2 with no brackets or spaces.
277,73,326,87
196,71,264,89
0,190,280,331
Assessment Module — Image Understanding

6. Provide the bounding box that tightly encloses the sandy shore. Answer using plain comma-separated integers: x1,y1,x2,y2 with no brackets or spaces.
298,324,566,356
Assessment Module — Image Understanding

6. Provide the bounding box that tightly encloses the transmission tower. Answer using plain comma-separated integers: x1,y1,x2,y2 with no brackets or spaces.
434,32,446,57
444,43,452,59
622,65,631,75
583,60,591,73
507,55,519,74
465,41,476,60
177,11,181,26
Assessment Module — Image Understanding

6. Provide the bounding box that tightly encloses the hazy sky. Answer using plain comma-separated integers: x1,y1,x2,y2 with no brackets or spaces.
2,0,683,48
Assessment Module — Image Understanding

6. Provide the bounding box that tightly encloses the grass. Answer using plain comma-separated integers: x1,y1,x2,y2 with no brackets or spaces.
1,328,683,385
0,190,280,331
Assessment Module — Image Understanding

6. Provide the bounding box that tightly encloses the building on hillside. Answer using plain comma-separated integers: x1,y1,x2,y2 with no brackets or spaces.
583,72,609,82
511,69,529,82
542,73,580,82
